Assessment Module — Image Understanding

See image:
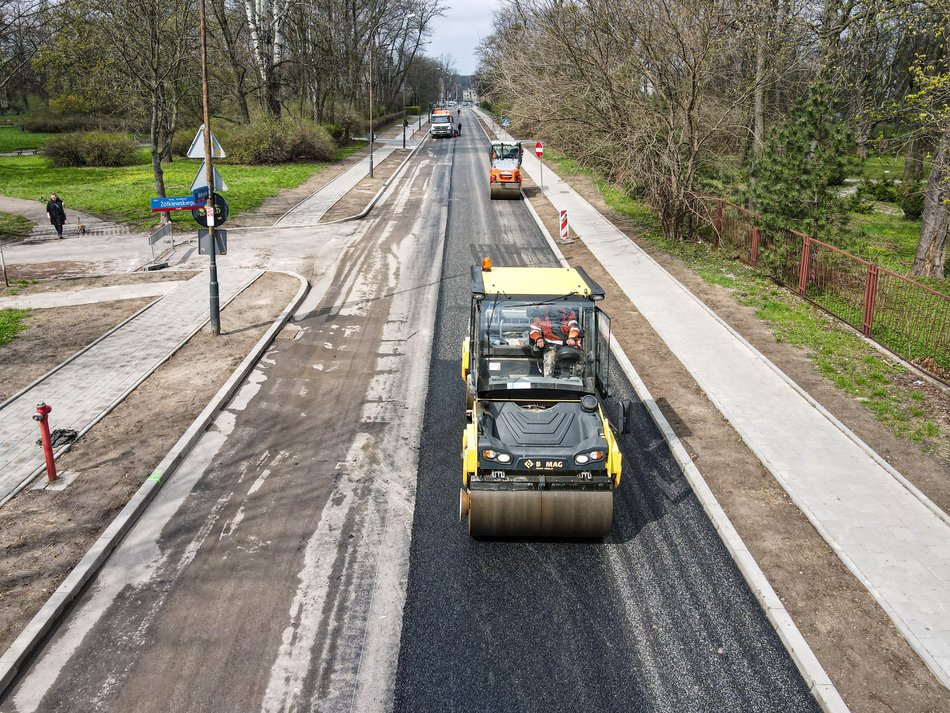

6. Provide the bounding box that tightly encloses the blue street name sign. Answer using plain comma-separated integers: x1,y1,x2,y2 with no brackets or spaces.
192,186,210,202
150,195,202,212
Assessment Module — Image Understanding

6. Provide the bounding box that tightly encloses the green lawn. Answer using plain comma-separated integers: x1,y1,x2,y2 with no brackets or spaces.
0,145,362,230
859,154,930,180
847,210,923,274
0,308,32,346
0,126,58,153
0,211,33,239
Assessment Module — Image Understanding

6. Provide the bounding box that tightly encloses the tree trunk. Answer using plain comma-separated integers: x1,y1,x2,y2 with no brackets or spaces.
903,136,924,186
752,34,766,160
911,131,949,279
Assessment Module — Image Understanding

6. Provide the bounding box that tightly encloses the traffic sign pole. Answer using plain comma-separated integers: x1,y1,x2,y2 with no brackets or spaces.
198,0,220,336
536,141,545,196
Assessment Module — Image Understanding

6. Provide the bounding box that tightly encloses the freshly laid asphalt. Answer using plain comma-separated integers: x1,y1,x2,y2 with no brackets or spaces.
391,110,819,712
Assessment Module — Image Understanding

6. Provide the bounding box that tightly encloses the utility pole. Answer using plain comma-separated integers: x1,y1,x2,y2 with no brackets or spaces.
368,30,376,178
198,0,220,335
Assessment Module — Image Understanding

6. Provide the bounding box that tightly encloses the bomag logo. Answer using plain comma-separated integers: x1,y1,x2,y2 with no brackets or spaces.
524,459,564,470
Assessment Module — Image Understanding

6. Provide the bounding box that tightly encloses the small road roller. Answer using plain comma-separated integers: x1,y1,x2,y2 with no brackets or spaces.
488,142,524,200
459,258,631,537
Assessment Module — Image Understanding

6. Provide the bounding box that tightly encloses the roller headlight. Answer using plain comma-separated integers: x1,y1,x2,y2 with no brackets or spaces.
575,450,605,465
482,449,512,464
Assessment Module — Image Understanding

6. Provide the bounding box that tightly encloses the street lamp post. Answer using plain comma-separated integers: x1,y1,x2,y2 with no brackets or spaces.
368,13,414,178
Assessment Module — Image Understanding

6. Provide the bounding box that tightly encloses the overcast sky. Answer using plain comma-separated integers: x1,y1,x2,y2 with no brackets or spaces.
425,1,505,75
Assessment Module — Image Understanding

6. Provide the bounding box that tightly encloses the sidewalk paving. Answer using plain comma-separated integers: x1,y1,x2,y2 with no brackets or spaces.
273,115,427,228
0,269,261,504
0,195,134,240
477,109,950,688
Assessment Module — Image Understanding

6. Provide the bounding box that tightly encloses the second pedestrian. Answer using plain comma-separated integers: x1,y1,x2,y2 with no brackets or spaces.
46,193,66,239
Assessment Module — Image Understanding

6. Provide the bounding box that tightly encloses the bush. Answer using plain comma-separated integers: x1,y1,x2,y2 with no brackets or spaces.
322,122,345,146
863,178,900,203
219,118,335,164
42,131,138,167
22,113,104,133
900,188,925,220
171,129,197,158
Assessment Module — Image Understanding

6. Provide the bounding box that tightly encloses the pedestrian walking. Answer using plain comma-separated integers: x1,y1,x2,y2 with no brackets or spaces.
46,193,66,239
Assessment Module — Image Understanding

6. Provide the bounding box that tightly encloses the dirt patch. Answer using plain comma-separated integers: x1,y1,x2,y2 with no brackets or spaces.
0,298,155,403
2,269,197,298
0,271,298,654
523,175,950,713
320,149,410,222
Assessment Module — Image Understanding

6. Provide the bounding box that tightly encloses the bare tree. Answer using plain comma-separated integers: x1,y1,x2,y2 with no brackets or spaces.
482,0,775,239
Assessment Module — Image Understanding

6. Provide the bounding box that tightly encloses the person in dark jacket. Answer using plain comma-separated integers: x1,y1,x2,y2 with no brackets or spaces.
46,193,66,238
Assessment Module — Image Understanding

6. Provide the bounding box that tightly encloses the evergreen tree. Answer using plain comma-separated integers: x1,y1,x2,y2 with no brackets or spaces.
748,83,853,243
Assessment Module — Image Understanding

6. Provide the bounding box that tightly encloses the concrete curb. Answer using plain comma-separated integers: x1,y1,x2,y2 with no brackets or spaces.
0,270,262,508
520,184,850,713
322,133,430,225
0,271,310,696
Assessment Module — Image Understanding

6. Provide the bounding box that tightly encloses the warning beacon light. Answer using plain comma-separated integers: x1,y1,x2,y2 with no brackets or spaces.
481,257,492,271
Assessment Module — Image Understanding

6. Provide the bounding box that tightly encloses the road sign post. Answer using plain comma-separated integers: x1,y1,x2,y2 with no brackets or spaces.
536,141,544,196
198,0,220,336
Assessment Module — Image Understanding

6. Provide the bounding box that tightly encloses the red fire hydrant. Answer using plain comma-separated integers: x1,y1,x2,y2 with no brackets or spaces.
33,402,57,483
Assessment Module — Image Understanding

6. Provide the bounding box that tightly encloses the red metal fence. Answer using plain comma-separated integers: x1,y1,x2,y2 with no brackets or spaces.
714,200,950,382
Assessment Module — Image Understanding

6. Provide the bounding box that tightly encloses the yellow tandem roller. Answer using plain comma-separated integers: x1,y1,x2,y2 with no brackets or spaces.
459,258,630,538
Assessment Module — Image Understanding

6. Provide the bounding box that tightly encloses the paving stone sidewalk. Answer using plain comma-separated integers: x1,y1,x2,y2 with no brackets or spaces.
0,269,261,504
475,109,950,688
273,115,427,228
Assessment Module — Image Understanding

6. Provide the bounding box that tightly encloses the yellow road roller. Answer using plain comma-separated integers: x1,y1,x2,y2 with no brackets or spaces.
459,258,630,537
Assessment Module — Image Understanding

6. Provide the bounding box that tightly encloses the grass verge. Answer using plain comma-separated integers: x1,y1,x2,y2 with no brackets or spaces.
0,211,33,240
0,127,57,153
0,308,32,345
0,143,364,231
544,150,946,452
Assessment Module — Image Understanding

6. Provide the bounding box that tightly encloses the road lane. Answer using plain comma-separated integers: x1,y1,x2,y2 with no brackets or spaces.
2,140,452,713
392,109,819,712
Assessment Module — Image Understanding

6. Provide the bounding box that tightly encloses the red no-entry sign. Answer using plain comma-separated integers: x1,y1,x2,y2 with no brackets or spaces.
535,141,543,158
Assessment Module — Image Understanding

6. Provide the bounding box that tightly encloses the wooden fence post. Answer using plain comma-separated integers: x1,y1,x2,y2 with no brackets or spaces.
798,236,811,297
862,264,879,337
751,226,760,266
715,201,723,247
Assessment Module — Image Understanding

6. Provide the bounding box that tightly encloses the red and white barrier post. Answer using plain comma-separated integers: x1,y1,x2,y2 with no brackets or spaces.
33,402,57,483
559,209,571,243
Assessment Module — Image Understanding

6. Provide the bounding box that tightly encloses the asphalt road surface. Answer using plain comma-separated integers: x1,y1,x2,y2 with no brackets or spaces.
3,110,818,713
391,110,818,712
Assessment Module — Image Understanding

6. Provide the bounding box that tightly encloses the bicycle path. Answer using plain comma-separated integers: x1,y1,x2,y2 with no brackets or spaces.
0,269,262,505
477,109,950,688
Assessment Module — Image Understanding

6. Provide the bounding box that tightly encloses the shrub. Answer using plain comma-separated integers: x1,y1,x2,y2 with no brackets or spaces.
171,129,197,158
42,131,138,167
22,113,104,133
322,122,346,146
863,178,900,203
221,118,335,164
900,188,924,220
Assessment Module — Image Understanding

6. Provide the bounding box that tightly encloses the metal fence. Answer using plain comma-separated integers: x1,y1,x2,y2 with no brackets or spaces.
714,200,950,382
